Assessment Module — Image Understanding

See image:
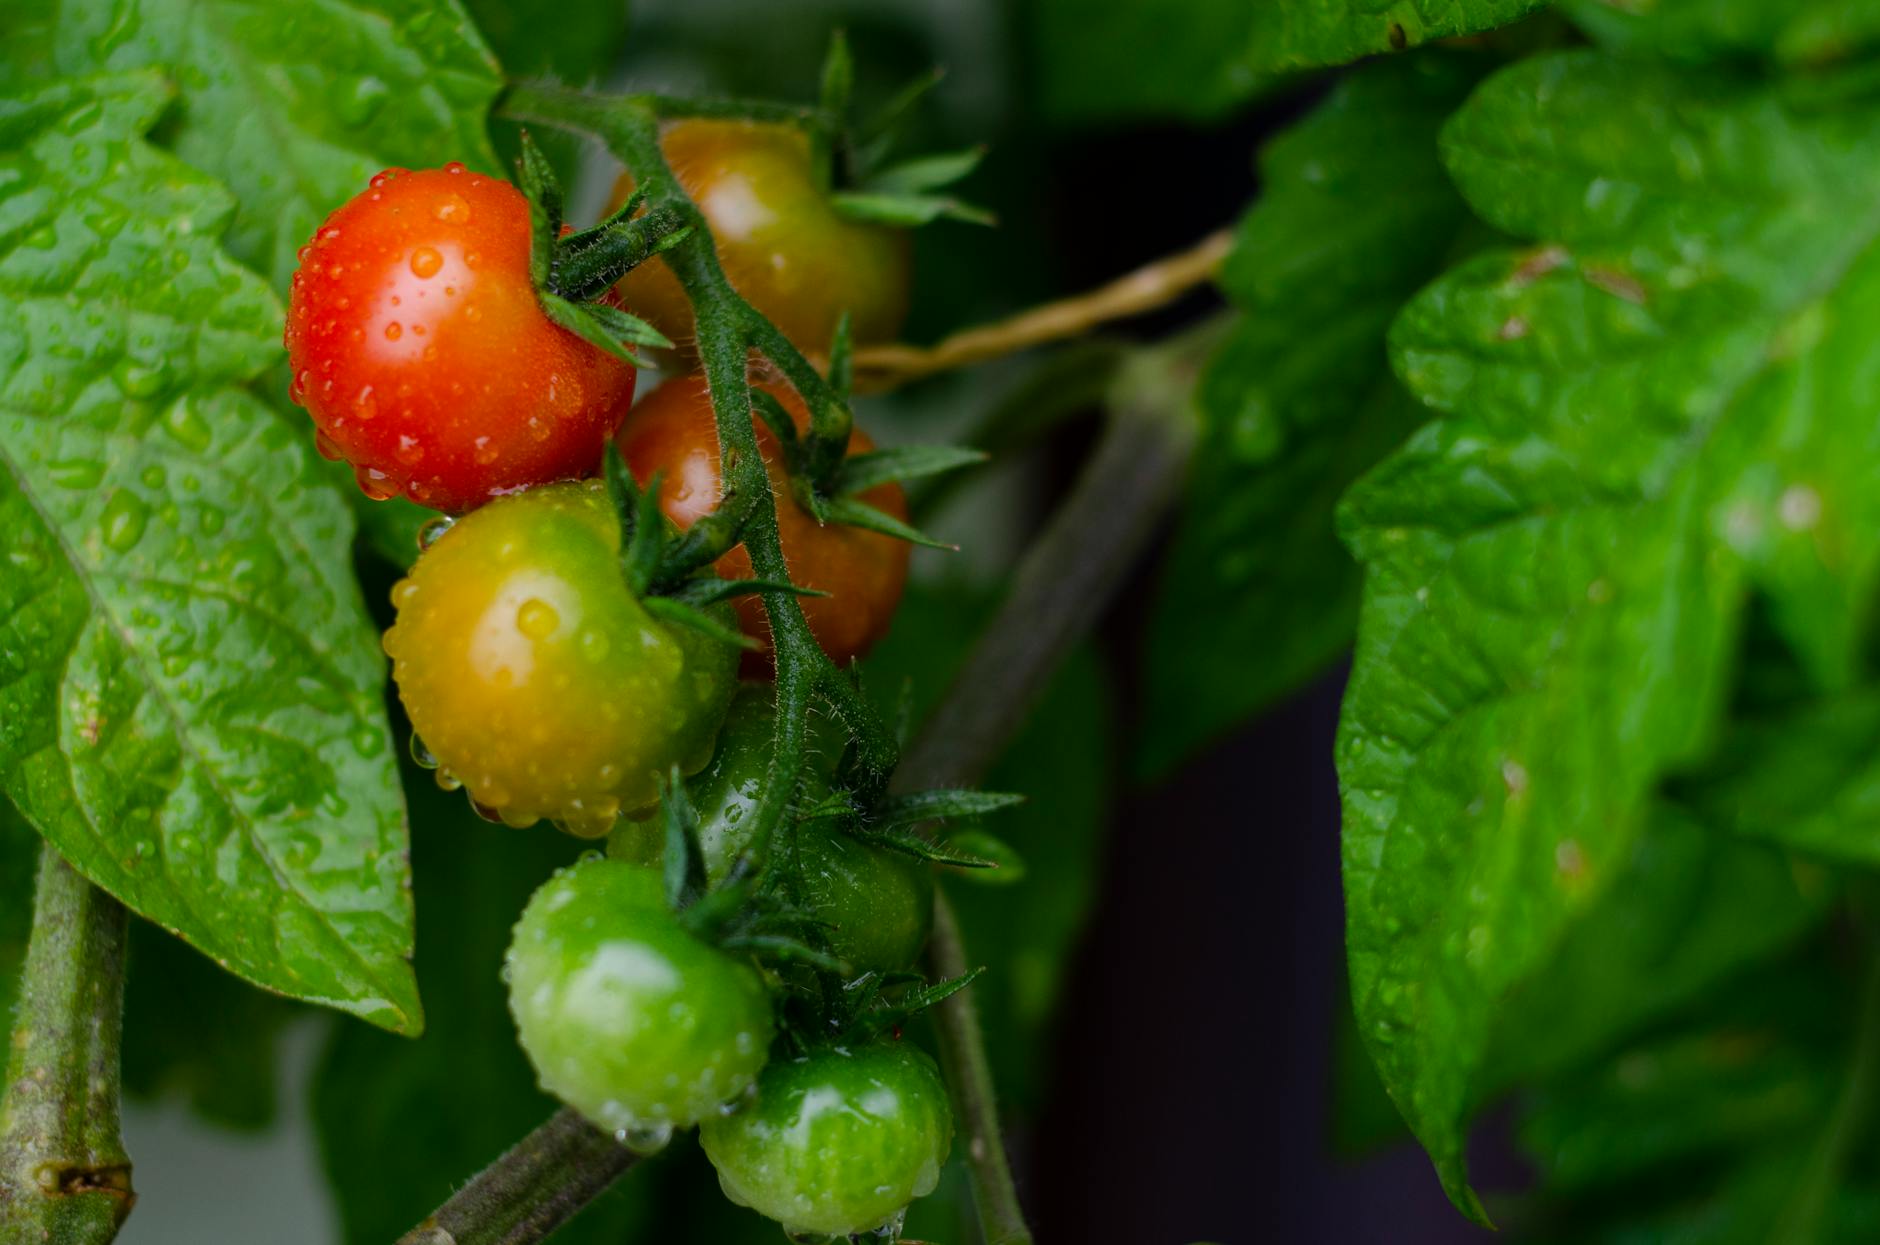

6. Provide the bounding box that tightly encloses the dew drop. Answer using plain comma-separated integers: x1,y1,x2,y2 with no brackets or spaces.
352,727,385,758
355,465,398,501
578,629,611,662
315,430,345,461
516,598,560,639
619,1120,673,1155
47,459,104,489
434,193,472,224
410,733,439,769
435,767,463,792
355,384,377,420
416,516,455,551
384,321,403,341
470,797,503,823
395,434,424,465
100,491,148,552
409,246,443,278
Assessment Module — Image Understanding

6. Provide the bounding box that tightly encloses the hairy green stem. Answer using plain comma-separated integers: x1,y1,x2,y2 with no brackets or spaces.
0,842,133,1244
396,1109,637,1245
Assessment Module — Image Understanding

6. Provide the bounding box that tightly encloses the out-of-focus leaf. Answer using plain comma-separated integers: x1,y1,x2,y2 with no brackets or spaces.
1140,54,1486,779
864,582,1113,1108
0,800,35,1022
311,752,655,1243
0,74,417,1031
1339,51,1880,1215
122,918,304,1130
1563,0,1880,69
1675,690,1880,866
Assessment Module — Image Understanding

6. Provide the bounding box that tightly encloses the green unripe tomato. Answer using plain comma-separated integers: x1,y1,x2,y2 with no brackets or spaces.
612,684,934,974
386,480,739,836
798,824,933,978
701,1039,953,1238
505,858,774,1142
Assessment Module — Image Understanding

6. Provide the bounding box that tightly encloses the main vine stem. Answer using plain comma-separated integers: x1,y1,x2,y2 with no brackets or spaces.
0,842,134,1244
402,83,1209,1245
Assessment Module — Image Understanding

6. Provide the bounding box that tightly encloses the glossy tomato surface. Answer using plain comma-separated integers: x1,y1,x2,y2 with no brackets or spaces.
700,1039,952,1236
286,164,637,513
610,120,909,359
616,376,910,669
507,859,773,1139
385,481,737,834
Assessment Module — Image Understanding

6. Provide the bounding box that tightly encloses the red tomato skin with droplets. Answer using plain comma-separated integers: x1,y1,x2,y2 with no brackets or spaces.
284,164,637,514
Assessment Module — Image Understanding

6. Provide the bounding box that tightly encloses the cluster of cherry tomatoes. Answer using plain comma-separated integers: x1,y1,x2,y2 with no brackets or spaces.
283,123,946,1239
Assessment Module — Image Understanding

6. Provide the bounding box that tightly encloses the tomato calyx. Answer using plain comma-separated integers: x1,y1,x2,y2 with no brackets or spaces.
809,31,995,230
513,133,688,367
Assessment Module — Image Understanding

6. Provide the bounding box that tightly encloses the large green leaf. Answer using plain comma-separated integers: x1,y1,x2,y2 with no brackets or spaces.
12,0,502,292
1517,951,1879,1242
1139,54,1483,779
1564,0,1880,69
1251,0,1548,71
313,753,655,1244
0,74,418,1031
1338,51,1880,1215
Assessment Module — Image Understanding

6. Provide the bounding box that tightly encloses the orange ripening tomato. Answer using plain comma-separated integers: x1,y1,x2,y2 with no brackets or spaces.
608,120,909,361
616,376,910,670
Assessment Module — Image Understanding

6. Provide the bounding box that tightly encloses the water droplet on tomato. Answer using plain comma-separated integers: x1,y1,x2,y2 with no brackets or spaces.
435,767,463,792
354,385,377,419
434,193,472,224
355,465,398,500
416,516,455,551
314,430,344,461
409,733,439,769
619,1120,673,1155
517,598,560,639
578,629,611,662
395,435,424,465
409,246,442,278
384,321,403,341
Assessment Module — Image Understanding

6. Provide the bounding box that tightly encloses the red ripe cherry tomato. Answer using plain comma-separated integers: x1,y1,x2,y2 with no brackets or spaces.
615,376,910,669
285,164,637,514
608,120,910,360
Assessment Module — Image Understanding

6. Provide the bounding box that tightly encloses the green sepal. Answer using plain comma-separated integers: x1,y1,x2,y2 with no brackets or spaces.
852,826,1001,869
551,205,693,302
516,130,562,291
935,830,1027,885
581,301,674,352
812,28,854,193
720,934,850,975
817,495,957,550
872,788,1026,828
861,147,986,195
643,595,761,651
538,290,646,368
851,69,944,178
827,312,855,404
661,768,709,913
832,190,995,228
834,445,987,496
671,576,830,609
849,967,987,1042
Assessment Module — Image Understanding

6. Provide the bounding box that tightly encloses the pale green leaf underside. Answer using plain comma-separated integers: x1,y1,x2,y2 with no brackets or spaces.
0,74,418,1032
1339,51,1880,1214
1141,55,1482,779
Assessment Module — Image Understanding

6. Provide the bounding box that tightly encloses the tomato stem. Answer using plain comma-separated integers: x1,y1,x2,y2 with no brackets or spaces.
0,843,133,1245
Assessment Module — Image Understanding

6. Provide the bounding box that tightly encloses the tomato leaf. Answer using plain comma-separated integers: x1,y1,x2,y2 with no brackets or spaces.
1140,55,1486,780
0,74,419,1032
818,495,956,550
9,0,502,293
829,191,996,229
1339,51,1880,1215
834,446,987,497
1562,0,1880,68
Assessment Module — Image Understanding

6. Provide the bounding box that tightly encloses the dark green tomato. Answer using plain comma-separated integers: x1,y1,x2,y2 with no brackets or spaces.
701,1039,952,1238
505,859,773,1142
612,685,933,974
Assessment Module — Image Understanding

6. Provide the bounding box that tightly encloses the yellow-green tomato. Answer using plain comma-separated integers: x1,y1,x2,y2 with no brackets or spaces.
384,480,737,835
701,1040,953,1238
506,859,774,1142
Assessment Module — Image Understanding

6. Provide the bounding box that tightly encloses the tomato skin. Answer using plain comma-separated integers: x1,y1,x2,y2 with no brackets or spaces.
506,859,773,1136
609,120,909,359
611,684,933,974
384,481,737,834
285,164,637,514
616,376,910,670
700,1040,952,1237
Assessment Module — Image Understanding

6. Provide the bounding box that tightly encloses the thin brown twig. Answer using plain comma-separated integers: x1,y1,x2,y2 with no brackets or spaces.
851,229,1232,392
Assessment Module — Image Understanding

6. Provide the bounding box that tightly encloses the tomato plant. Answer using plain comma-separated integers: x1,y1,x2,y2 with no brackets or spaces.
11,4,1879,1245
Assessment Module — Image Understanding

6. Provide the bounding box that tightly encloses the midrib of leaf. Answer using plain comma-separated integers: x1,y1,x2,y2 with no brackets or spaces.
0,436,400,1013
